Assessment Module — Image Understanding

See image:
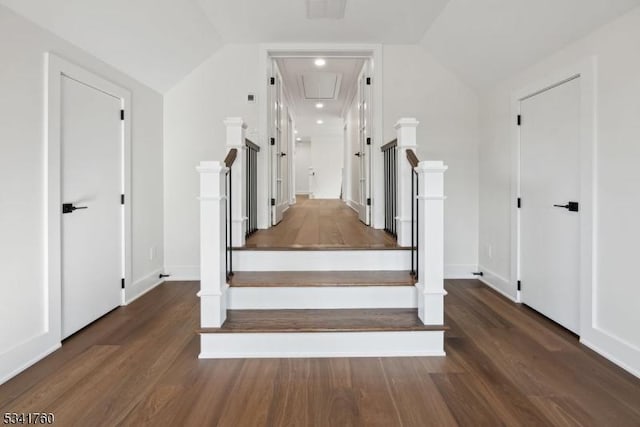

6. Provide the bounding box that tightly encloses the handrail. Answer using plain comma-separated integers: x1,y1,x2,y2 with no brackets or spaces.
380,139,398,152
224,148,238,168
406,149,419,168
245,139,261,152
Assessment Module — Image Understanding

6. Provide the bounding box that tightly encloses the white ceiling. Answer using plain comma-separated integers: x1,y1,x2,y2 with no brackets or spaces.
2,0,639,93
277,57,364,138
421,0,640,90
196,0,450,43
0,0,223,92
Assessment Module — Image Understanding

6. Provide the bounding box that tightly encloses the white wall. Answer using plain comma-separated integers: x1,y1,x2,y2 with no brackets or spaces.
0,6,164,383
295,141,311,194
163,43,480,279
383,45,480,277
344,94,360,208
479,6,640,376
163,44,260,279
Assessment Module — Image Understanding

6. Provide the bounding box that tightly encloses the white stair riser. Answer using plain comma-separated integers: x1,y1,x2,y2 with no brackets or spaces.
228,286,417,309
233,250,411,271
199,331,444,358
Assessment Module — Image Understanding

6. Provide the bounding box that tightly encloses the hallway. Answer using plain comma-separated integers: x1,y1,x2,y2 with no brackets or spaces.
244,196,398,249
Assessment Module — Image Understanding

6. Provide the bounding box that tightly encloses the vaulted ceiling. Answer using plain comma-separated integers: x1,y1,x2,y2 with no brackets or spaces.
2,0,639,92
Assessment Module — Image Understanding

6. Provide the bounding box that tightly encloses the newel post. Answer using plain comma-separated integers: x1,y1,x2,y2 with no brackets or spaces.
416,160,448,325
197,161,228,327
395,118,419,246
225,117,247,247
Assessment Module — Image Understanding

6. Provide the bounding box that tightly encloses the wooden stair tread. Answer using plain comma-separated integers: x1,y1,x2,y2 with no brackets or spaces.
199,309,447,333
234,246,411,251
229,271,416,287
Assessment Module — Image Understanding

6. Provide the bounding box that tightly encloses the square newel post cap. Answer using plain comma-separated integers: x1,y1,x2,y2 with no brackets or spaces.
394,118,420,129
224,117,248,129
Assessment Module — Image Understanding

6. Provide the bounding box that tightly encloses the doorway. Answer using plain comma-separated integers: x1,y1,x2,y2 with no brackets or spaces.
47,54,132,341
518,76,582,334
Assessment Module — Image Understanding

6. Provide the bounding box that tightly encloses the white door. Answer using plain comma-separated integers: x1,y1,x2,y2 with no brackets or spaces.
356,61,372,224
270,64,288,225
520,77,581,333
61,76,123,338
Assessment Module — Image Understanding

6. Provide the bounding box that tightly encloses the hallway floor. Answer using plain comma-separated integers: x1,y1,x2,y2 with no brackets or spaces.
244,196,398,249
1,280,639,426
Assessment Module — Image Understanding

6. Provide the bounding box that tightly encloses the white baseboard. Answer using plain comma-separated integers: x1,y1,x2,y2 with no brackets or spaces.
444,264,478,279
200,330,444,358
124,268,164,305
163,265,199,281
0,333,60,385
477,265,518,302
228,286,417,309
581,328,640,379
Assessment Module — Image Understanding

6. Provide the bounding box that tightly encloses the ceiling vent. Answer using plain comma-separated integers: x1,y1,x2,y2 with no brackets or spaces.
306,0,347,19
299,72,343,100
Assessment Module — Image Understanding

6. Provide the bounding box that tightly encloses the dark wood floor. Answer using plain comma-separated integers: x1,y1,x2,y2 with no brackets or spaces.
244,196,398,249
229,271,415,287
1,280,639,426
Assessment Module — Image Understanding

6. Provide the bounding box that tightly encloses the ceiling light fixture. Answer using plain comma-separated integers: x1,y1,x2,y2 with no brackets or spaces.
296,137,302,141
314,58,326,67
294,130,298,134
315,103,324,109
316,119,324,125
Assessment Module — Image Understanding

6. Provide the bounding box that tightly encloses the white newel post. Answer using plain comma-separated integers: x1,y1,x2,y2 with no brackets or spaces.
225,117,247,247
395,118,419,247
416,160,448,325
197,161,228,327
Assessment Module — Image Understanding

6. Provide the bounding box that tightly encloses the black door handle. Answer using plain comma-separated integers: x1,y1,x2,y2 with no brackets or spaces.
62,203,88,214
280,152,287,157
354,152,362,157
553,201,579,212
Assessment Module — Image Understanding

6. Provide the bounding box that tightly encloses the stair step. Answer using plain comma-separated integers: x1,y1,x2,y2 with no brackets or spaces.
229,271,416,287
200,309,446,333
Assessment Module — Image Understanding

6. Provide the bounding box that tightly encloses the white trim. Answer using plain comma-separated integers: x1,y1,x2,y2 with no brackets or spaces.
511,57,596,338
164,265,200,281
477,265,518,303
581,332,640,379
259,44,384,230
43,53,132,362
444,264,479,279
124,268,164,305
200,330,444,358
234,249,411,271
0,341,61,385
228,286,417,309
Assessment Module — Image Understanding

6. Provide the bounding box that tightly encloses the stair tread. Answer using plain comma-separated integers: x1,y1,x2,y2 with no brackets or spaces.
235,246,411,251
229,271,416,287
199,309,447,333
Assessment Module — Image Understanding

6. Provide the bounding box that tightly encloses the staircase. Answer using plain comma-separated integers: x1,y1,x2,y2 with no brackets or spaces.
196,117,448,359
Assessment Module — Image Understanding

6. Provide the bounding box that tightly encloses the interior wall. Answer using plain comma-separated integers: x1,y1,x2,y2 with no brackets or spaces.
478,6,640,376
0,6,164,384
295,141,311,194
344,94,360,209
383,45,480,277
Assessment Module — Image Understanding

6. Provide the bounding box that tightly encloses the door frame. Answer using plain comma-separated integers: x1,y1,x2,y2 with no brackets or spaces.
511,57,596,337
46,53,132,343
258,44,384,230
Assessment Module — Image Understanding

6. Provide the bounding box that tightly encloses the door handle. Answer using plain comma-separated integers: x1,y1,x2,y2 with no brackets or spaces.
280,152,287,157
553,201,579,212
62,203,88,214
354,152,362,157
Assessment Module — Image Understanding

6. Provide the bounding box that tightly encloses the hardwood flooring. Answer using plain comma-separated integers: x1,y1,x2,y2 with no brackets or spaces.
244,196,398,249
2,280,640,426
201,309,445,333
229,271,415,287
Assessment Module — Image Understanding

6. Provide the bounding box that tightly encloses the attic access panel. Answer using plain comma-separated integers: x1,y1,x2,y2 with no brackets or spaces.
299,72,343,100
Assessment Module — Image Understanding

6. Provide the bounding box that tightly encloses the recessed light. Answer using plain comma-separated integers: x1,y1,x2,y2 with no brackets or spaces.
294,130,298,134
296,137,302,141
314,58,326,67
315,103,324,109
316,119,324,125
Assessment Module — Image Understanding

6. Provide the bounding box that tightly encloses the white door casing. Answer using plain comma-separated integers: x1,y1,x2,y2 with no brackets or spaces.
356,60,372,224
270,61,288,225
47,53,132,345
519,77,581,333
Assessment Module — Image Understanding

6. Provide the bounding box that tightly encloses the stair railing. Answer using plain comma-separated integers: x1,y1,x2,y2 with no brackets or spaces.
381,139,398,237
224,149,237,281
406,149,419,279
245,139,260,238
